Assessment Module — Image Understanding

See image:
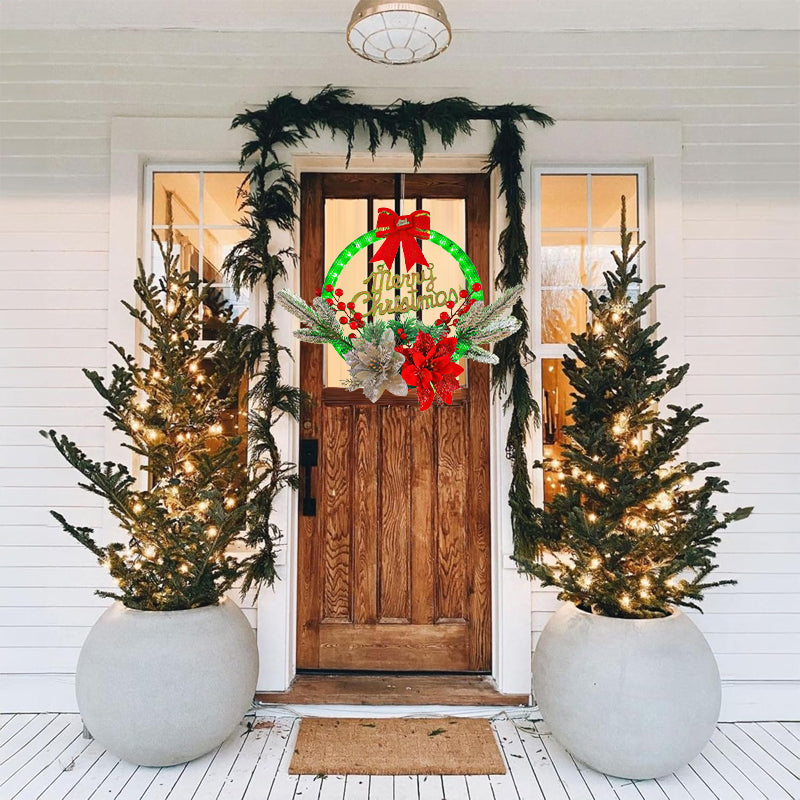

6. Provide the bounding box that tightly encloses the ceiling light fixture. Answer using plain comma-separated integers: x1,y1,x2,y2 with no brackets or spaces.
347,1,452,65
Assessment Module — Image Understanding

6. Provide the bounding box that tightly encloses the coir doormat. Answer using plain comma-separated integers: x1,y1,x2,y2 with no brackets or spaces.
289,717,506,775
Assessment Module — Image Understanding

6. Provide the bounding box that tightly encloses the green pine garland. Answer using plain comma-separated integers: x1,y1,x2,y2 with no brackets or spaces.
223,86,555,581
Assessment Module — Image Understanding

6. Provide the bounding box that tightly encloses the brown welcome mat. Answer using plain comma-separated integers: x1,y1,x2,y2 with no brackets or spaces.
289,717,506,775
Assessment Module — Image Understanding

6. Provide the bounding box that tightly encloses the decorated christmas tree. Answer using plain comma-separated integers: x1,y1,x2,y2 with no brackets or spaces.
519,197,752,618
41,214,279,611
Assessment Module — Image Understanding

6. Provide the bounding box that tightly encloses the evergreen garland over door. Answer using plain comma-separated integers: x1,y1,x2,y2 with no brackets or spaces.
296,173,492,672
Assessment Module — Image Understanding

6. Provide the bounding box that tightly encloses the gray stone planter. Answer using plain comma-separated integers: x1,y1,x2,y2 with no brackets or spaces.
533,601,720,779
76,597,258,766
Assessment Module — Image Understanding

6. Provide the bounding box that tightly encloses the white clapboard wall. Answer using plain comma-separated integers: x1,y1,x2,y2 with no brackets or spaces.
0,25,798,719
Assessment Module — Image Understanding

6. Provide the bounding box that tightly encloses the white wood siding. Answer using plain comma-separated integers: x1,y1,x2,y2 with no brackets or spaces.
0,28,798,718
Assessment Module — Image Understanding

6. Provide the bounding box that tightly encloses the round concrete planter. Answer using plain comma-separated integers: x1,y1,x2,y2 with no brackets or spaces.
76,598,258,767
533,602,720,779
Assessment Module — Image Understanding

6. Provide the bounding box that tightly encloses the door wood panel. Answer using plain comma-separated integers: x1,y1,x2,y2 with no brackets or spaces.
297,172,491,672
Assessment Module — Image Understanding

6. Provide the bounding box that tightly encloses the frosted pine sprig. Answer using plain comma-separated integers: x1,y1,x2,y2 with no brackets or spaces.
276,288,318,328
463,343,499,364
456,284,523,358
466,316,521,345
276,288,351,348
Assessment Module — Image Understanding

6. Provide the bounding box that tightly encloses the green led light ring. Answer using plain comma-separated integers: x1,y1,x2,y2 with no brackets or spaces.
321,228,482,361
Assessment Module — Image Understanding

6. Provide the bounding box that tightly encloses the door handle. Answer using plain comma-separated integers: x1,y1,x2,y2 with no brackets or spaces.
299,438,318,516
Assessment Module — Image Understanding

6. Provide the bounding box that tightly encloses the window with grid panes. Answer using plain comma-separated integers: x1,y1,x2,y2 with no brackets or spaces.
536,171,645,501
148,170,250,467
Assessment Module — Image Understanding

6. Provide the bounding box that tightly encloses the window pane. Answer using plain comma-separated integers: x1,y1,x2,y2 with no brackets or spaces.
202,227,247,284
153,173,200,226
541,288,587,344
325,199,369,388
541,232,587,287
151,228,199,277
541,174,587,229
203,173,247,226
542,358,573,502
421,198,465,327
423,199,467,380
591,174,638,230
588,231,640,288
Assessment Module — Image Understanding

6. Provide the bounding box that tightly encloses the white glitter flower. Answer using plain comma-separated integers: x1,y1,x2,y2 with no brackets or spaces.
344,328,408,403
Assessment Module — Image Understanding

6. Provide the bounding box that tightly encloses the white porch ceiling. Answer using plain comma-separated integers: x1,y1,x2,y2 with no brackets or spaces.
1,0,797,32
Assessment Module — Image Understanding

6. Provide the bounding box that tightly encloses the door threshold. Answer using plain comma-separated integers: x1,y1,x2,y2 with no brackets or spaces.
255,673,530,707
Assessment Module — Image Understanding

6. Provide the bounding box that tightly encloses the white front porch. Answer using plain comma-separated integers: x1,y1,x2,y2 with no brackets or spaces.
1,712,797,800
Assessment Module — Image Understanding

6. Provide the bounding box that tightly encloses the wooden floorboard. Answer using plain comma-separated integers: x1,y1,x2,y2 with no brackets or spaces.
1,714,798,799
256,672,531,706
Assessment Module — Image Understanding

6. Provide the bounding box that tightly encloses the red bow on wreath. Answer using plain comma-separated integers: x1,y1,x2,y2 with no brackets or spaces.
371,208,430,273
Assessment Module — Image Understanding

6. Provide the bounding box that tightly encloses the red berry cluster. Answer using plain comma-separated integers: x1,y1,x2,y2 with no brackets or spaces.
434,282,482,334
317,284,365,340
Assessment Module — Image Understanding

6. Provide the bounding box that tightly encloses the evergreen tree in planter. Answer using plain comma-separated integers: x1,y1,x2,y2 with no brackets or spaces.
40,217,272,766
525,198,752,780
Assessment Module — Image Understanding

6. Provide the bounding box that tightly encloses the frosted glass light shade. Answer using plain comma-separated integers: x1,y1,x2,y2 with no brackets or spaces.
347,1,452,65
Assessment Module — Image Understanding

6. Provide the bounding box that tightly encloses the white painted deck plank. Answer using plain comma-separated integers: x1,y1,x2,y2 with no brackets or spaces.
632,777,669,800
651,773,695,800
755,722,800,773
722,722,800,797
698,740,767,800
441,774,470,798
0,713,57,763
516,721,570,800
36,734,109,800
0,714,68,786
530,721,600,800
14,725,95,799
0,714,797,800
392,774,419,800
342,774,370,800
417,773,444,799
464,773,495,800
0,716,81,798
242,716,295,800
365,775,392,800
318,773,347,800
685,751,748,800
711,726,792,798
606,778,644,800
782,722,800,743
487,727,520,800
493,718,546,800
190,719,251,800
137,761,189,800
661,766,714,800
293,770,323,799
167,744,219,800
217,723,273,800
263,717,299,800
62,750,122,798
84,757,139,799
0,714,36,748
113,766,161,799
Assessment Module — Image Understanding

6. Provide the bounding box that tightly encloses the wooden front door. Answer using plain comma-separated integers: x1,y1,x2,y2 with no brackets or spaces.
296,173,491,672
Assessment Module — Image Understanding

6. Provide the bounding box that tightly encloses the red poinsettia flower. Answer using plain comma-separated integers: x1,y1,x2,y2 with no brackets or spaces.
399,333,464,411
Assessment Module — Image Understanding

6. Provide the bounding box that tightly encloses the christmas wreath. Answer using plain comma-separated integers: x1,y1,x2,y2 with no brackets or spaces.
277,207,523,410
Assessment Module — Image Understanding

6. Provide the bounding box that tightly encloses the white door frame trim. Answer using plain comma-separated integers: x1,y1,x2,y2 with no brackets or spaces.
109,116,681,699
